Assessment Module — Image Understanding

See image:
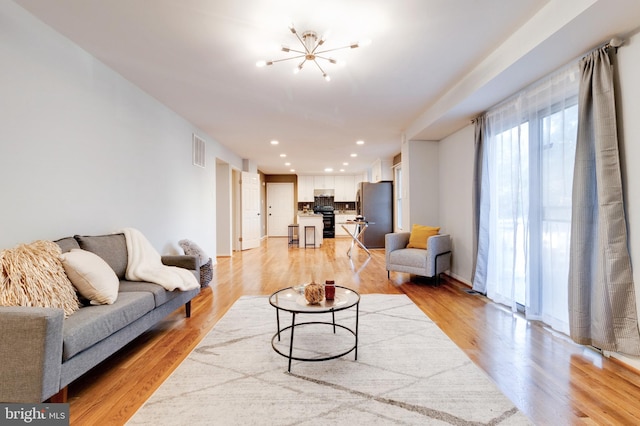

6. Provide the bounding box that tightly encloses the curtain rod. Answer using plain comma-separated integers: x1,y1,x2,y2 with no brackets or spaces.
471,36,625,126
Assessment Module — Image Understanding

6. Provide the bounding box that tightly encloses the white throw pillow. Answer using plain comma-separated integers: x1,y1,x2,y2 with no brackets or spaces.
60,248,119,305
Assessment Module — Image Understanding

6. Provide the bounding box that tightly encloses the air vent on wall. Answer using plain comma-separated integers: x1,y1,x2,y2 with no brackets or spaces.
192,134,205,168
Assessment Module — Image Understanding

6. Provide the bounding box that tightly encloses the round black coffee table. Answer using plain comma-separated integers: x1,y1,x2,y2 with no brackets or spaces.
269,285,360,372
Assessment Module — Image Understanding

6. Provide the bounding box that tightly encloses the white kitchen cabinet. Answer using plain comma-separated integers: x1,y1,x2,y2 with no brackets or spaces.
297,175,314,201
371,159,393,182
299,175,359,201
346,175,356,200
314,175,335,191
334,176,346,201
335,175,356,201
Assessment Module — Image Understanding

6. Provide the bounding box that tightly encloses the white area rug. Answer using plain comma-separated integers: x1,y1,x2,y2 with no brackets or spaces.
127,295,531,425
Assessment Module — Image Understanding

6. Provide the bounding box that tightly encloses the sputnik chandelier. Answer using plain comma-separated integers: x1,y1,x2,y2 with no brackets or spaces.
256,24,370,81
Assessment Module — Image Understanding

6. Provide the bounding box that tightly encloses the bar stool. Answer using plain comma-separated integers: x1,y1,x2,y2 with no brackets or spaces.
288,224,299,248
304,226,316,249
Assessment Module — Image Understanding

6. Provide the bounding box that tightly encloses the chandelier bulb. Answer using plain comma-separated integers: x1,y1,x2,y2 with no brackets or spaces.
323,73,331,82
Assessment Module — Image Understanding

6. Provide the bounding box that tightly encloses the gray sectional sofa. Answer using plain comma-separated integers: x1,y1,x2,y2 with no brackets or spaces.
0,233,200,403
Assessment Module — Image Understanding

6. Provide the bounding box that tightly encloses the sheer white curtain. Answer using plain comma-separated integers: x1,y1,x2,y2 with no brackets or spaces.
475,63,579,333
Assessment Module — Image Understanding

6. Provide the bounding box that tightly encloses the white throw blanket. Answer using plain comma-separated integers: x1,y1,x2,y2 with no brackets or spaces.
122,228,199,291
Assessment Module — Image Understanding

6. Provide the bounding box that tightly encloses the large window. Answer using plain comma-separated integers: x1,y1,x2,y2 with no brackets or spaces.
479,64,579,333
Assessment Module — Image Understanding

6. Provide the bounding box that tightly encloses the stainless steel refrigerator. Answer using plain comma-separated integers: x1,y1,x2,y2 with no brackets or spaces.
356,181,393,248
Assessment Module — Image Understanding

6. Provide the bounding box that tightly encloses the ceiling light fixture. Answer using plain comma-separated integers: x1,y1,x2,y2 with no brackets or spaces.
256,23,370,81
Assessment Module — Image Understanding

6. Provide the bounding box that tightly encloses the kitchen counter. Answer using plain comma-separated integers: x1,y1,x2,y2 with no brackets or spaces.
297,214,323,248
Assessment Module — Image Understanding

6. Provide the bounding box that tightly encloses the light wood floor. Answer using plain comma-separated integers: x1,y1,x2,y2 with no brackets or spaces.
67,237,640,425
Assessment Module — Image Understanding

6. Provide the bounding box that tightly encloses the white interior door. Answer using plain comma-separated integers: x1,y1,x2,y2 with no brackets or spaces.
267,182,294,237
241,171,260,250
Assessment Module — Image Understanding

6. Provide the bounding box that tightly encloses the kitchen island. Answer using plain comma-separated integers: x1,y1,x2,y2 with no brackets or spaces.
297,214,323,248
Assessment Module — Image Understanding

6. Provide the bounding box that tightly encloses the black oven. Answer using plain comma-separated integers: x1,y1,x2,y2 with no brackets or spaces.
313,205,335,238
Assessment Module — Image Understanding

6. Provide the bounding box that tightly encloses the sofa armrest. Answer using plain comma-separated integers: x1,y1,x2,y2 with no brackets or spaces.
161,255,200,271
385,232,410,265
0,307,64,402
427,234,452,275
428,234,451,255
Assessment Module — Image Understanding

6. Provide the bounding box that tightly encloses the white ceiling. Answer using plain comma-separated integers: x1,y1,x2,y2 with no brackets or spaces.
14,0,640,175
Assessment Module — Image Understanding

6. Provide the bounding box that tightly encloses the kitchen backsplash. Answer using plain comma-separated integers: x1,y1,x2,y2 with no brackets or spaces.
297,201,356,212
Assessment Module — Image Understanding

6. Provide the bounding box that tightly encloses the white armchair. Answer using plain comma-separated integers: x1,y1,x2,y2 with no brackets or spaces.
385,232,452,282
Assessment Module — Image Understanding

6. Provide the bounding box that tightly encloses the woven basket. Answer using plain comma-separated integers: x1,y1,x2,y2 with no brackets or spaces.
200,257,213,287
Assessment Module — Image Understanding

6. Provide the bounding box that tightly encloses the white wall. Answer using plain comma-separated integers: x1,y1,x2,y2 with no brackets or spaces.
216,161,233,257
0,2,242,255
402,140,439,230
613,31,640,369
439,125,474,285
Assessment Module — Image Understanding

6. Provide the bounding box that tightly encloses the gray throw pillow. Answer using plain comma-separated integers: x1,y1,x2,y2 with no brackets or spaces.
178,239,209,264
54,236,81,253
75,234,128,280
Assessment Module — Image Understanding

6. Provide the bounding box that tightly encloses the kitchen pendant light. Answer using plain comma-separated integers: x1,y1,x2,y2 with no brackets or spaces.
256,24,370,81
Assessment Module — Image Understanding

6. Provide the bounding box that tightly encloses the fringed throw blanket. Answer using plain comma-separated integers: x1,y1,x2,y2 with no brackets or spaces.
0,240,80,317
122,228,199,291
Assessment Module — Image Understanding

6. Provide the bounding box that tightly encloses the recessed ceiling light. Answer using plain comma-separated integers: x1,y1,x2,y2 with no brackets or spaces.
285,162,291,166
356,140,365,145
270,140,279,145
343,162,349,166
280,153,286,157
290,169,295,172
324,168,333,172
350,153,357,157
340,169,345,172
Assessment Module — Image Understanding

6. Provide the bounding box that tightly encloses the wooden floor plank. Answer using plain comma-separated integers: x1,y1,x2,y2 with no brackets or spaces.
65,237,640,425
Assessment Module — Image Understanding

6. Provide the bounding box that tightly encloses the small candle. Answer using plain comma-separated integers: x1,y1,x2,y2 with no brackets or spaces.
325,280,335,300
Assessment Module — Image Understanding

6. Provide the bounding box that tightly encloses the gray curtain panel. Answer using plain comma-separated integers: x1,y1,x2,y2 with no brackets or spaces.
568,47,640,355
471,116,488,294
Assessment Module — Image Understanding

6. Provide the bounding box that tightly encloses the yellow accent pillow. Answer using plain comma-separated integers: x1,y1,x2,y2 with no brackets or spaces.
407,225,440,249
